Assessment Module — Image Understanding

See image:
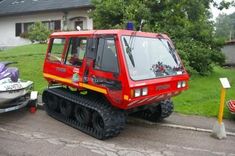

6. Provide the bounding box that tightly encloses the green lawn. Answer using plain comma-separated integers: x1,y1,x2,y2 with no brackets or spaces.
174,67,235,119
0,44,48,93
1,44,235,119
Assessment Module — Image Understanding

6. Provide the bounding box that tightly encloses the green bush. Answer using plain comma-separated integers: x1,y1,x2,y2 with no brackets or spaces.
210,49,226,66
28,22,50,43
19,32,29,38
176,40,225,75
90,0,227,76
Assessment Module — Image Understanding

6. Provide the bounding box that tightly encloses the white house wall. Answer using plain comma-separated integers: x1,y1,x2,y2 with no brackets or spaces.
0,9,93,48
222,44,235,65
67,10,93,30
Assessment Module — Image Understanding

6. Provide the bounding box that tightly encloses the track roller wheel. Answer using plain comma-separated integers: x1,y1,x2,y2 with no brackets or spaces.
158,99,174,120
47,95,58,111
59,99,73,117
92,111,105,133
74,105,91,124
132,99,173,122
43,88,126,140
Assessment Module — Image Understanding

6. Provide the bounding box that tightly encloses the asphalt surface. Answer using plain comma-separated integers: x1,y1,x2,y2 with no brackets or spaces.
157,112,235,134
37,95,235,134
0,108,235,156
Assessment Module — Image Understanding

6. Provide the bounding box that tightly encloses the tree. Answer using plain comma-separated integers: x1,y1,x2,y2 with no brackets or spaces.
90,0,229,75
215,12,235,41
28,22,50,43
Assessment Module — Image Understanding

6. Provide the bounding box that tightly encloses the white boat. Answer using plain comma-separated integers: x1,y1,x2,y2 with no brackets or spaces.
0,62,36,113
0,77,33,105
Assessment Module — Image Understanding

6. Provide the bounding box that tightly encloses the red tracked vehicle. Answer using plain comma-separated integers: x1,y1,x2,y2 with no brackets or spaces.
42,29,189,139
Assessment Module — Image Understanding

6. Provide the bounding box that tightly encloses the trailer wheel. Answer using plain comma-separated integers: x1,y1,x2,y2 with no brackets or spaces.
92,112,105,132
59,100,73,117
74,105,91,124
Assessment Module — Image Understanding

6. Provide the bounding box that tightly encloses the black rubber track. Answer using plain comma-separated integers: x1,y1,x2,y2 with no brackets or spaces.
131,99,174,122
42,87,126,140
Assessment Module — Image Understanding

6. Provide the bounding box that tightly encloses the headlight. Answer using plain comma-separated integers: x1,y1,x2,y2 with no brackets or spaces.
142,87,148,96
134,89,141,97
177,81,186,88
177,81,182,88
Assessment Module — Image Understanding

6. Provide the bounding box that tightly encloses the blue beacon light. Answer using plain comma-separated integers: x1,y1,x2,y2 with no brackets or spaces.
126,22,134,30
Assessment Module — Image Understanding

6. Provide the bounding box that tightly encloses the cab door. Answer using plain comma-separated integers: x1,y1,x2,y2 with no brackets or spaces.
63,37,88,87
88,36,123,104
43,37,68,82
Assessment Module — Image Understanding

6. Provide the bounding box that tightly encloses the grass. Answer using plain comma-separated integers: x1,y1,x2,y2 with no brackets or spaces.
174,66,235,119
0,44,235,119
0,44,48,93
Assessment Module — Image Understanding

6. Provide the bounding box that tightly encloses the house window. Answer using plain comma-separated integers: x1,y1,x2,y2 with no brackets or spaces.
23,22,34,32
15,20,61,37
54,20,61,31
43,20,61,31
15,23,22,37
75,21,83,30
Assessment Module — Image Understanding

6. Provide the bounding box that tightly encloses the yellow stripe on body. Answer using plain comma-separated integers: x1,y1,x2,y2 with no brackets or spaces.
79,83,107,94
43,73,72,84
43,73,107,94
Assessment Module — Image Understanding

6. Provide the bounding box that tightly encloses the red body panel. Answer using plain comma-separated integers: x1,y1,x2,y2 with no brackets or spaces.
43,29,190,110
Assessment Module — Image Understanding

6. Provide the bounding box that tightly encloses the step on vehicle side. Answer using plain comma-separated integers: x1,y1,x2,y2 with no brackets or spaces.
42,29,189,140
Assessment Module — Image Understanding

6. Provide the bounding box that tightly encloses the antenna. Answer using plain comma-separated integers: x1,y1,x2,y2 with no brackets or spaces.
139,19,145,31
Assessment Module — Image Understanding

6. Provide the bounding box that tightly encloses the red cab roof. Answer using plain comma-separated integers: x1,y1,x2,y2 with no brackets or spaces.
50,29,167,38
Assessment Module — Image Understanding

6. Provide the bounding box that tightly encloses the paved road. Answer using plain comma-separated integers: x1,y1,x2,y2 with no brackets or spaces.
0,109,235,156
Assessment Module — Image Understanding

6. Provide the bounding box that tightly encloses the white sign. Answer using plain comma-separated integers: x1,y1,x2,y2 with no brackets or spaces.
30,91,38,100
219,78,231,89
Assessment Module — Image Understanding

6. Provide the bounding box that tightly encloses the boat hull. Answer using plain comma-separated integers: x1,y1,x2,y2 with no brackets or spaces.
0,78,33,107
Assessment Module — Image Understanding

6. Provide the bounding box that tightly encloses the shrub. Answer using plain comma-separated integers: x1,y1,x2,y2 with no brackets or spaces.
176,40,225,75
19,32,29,38
28,22,50,43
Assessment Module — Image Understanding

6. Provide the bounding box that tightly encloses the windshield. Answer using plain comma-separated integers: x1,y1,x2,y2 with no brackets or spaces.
122,36,184,81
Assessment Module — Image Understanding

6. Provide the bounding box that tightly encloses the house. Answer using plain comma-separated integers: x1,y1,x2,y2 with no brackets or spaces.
221,40,235,66
0,0,93,49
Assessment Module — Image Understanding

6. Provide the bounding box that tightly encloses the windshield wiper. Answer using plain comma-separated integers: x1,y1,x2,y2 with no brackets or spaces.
123,37,135,67
166,41,179,65
158,38,179,66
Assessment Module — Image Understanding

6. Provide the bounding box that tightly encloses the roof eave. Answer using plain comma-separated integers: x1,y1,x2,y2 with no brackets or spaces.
0,5,93,17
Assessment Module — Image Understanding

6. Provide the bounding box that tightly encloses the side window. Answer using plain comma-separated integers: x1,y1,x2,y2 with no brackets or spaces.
65,37,87,66
48,38,65,62
95,38,119,73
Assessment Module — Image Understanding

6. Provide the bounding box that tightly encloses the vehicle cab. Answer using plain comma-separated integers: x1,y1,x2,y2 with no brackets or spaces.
43,30,189,110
